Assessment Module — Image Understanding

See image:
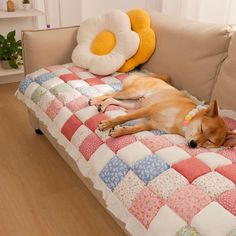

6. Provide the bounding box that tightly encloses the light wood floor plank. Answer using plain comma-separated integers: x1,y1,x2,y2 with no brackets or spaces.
0,83,125,236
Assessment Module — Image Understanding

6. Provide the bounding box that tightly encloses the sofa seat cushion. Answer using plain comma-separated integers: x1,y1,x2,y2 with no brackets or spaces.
142,12,233,102
16,64,236,236
211,31,236,111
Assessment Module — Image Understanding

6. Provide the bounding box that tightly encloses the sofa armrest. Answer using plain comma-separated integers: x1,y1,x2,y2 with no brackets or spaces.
22,26,79,74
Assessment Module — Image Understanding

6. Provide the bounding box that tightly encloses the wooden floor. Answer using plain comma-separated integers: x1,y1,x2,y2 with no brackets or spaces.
0,82,125,236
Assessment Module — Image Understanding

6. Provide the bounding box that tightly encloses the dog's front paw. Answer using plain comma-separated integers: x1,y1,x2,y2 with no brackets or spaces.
98,119,115,131
88,98,97,106
109,126,126,137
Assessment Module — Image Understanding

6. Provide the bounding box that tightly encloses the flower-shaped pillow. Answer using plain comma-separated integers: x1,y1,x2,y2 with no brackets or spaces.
118,9,156,72
72,10,140,75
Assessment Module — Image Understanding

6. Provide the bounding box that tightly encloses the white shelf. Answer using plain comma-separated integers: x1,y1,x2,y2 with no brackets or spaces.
0,9,44,19
0,67,24,77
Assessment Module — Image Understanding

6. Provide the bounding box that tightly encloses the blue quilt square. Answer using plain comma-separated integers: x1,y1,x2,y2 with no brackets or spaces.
19,77,33,94
150,129,167,135
35,72,55,85
99,156,130,191
109,83,122,92
131,154,170,184
76,86,98,97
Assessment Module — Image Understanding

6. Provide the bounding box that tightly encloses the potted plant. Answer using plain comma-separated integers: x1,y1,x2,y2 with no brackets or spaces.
22,0,30,10
0,31,22,69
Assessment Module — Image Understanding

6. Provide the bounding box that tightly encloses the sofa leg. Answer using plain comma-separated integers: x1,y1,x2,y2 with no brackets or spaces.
35,129,43,135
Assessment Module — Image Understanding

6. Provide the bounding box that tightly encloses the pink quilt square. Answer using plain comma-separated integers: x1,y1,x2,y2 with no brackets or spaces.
178,143,207,156
129,187,164,228
85,113,108,131
115,73,128,81
223,117,236,131
216,164,236,184
85,78,105,86
106,135,136,153
66,96,89,113
105,105,125,112
79,133,103,160
61,115,82,141
218,148,236,163
46,98,63,120
68,66,86,73
217,189,236,216
172,157,211,183
59,73,80,83
139,135,172,152
167,185,212,224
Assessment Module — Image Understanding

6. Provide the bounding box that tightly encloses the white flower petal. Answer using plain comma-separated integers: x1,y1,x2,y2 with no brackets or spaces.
72,42,93,68
115,31,140,59
90,51,125,75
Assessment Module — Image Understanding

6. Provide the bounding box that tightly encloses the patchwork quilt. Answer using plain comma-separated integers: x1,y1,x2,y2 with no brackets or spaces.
16,64,236,236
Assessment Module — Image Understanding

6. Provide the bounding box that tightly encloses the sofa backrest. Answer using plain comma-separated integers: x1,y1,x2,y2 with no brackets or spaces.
142,12,233,103
211,31,236,111
22,26,79,75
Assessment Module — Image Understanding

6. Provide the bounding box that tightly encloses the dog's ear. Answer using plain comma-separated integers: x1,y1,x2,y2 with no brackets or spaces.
224,131,236,147
205,100,218,117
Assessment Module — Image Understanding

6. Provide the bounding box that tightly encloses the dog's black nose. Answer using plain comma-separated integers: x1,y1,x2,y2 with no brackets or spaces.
189,140,197,148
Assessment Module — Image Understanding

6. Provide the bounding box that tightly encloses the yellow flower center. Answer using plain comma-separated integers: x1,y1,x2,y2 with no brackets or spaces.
91,31,116,55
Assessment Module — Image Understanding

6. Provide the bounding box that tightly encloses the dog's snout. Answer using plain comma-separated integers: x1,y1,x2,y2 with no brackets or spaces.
189,140,197,148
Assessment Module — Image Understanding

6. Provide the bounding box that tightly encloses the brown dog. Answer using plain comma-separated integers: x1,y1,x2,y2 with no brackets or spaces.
89,75,236,148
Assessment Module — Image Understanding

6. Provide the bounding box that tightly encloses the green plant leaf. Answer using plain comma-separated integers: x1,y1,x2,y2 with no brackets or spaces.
7,31,16,41
0,34,5,43
9,59,18,69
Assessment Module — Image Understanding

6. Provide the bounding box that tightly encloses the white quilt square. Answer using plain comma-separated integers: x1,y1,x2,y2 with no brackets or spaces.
114,170,145,208
42,77,64,90
75,106,98,123
191,202,236,236
38,91,55,111
67,80,89,88
24,82,39,98
95,128,110,141
155,146,190,166
54,107,72,129
149,205,187,236
148,168,188,200
71,125,92,148
196,152,232,170
57,89,81,104
89,144,115,173
117,141,152,166
93,84,114,94
192,172,235,199
105,110,127,118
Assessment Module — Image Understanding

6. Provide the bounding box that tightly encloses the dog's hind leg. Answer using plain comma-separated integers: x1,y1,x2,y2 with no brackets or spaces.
98,98,140,112
89,87,144,107
109,123,153,137
98,106,151,130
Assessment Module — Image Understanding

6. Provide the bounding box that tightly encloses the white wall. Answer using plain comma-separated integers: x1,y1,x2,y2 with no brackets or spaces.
81,0,146,21
0,0,147,39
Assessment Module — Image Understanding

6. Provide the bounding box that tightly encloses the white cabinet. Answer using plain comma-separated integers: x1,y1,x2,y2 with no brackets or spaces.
0,0,45,83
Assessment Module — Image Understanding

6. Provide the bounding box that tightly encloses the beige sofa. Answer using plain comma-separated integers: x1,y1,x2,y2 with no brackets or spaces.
21,11,236,235
22,12,236,111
